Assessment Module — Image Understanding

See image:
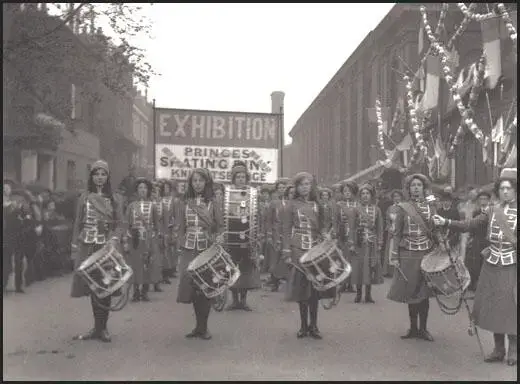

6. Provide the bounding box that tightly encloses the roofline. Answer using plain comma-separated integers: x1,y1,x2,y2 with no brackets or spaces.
288,3,441,138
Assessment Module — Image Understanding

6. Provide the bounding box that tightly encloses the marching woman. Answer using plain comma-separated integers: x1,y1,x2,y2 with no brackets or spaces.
265,178,290,291
123,177,161,302
213,182,225,204
268,183,294,292
433,168,517,366
282,172,332,339
319,187,335,233
70,160,123,342
335,181,359,293
226,161,262,311
259,185,272,274
350,183,384,303
172,168,224,340
161,179,179,281
387,173,442,342
151,181,165,292
382,189,404,277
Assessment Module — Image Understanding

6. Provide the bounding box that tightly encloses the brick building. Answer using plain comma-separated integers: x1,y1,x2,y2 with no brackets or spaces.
132,89,154,180
3,4,140,190
284,3,516,189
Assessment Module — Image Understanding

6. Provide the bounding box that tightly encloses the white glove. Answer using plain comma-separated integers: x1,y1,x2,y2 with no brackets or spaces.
35,225,43,236
432,215,446,226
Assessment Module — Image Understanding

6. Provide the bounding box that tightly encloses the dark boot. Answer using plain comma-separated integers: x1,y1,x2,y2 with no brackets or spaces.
308,298,322,340
507,335,517,366
186,301,202,338
364,284,374,303
354,285,362,303
484,333,506,363
198,298,212,340
271,277,280,292
240,290,252,311
401,304,419,339
74,295,101,340
345,277,356,293
98,296,112,343
132,284,140,302
141,284,150,301
162,269,171,284
226,289,240,310
154,283,163,292
297,302,308,338
417,299,433,341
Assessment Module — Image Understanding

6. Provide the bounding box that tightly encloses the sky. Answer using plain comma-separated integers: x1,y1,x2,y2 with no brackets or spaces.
142,3,395,145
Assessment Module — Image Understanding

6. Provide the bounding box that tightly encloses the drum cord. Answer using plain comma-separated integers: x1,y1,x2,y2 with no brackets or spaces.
428,239,468,316
92,283,132,312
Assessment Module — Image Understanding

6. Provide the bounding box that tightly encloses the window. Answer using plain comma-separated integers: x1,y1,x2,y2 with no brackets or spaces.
67,160,76,190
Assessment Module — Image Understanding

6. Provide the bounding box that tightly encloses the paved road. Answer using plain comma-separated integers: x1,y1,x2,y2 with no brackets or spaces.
3,273,517,381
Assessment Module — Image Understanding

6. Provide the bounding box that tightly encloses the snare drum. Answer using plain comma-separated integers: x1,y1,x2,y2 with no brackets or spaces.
187,244,240,298
76,243,133,299
299,239,351,291
421,247,471,297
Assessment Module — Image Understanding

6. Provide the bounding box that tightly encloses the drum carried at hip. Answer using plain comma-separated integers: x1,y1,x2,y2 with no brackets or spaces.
76,242,134,299
298,239,352,292
187,244,241,299
421,246,471,297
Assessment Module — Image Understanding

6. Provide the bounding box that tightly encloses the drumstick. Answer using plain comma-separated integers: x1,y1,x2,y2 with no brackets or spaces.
395,265,408,282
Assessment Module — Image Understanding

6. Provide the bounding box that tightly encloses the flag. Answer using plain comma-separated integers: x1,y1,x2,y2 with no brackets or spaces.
448,63,475,110
481,17,502,90
502,143,517,168
396,133,413,151
422,55,441,110
482,135,492,165
418,23,426,92
491,115,503,143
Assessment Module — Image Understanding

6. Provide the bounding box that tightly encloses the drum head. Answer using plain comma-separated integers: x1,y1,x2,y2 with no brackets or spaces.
188,245,219,271
421,247,452,273
300,239,335,264
78,244,107,271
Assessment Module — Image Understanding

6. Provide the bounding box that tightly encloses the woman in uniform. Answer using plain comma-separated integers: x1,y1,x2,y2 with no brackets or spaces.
172,168,223,340
350,183,384,303
160,179,178,282
282,172,331,339
335,181,359,293
387,173,441,342
225,161,262,311
382,189,404,277
265,178,290,291
123,177,161,302
433,168,517,366
70,160,123,342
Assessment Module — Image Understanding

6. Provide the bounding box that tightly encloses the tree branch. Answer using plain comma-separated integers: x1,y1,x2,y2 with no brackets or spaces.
4,3,89,53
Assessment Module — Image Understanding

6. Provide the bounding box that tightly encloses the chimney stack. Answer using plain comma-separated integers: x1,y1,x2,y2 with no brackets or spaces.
270,91,285,114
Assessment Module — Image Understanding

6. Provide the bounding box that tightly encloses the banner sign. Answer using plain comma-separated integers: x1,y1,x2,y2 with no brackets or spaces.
156,144,278,184
155,108,281,148
154,107,281,183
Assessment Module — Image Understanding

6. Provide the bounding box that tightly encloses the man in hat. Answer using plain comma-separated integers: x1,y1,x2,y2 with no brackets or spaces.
434,168,517,365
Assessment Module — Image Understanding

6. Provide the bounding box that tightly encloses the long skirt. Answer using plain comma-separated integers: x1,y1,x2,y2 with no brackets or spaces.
285,247,335,302
350,242,384,286
127,239,161,285
387,248,433,304
176,248,202,304
161,241,178,271
268,242,290,280
472,261,517,335
70,243,104,298
464,240,486,291
382,237,394,277
229,247,261,290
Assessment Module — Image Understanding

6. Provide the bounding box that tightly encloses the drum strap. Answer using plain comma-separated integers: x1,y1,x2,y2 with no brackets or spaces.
492,206,517,248
399,202,432,239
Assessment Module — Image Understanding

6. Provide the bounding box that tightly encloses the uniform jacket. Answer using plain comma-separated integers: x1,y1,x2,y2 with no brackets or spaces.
448,201,517,266
172,196,224,252
72,192,123,246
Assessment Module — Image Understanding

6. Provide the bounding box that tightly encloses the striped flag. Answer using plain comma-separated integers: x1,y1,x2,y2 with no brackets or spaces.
422,55,441,110
481,17,502,90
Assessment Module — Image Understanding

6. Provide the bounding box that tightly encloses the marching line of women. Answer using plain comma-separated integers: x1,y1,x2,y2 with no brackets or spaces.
69,159,516,367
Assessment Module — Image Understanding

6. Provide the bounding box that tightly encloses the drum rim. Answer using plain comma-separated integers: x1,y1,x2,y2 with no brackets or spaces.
299,240,338,265
78,243,116,271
